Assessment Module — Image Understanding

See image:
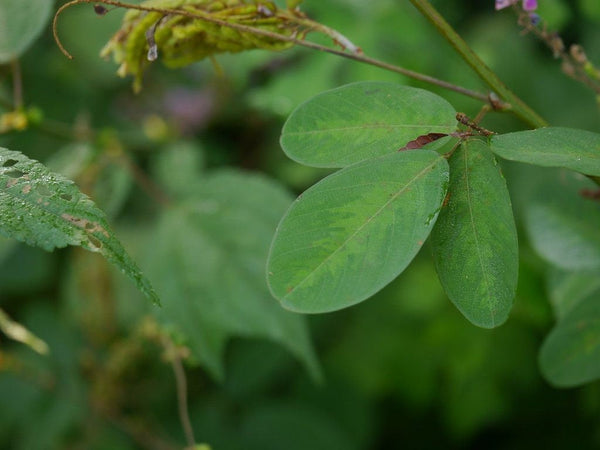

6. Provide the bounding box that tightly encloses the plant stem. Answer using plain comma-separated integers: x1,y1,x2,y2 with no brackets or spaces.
163,338,196,448
53,0,501,107
408,0,548,128
295,42,494,104
10,59,23,110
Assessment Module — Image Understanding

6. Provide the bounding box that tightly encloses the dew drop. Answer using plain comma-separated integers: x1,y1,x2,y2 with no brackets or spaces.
147,44,158,62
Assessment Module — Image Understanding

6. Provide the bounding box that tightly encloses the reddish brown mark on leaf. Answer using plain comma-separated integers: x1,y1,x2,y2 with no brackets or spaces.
580,188,600,201
399,133,448,151
442,191,451,208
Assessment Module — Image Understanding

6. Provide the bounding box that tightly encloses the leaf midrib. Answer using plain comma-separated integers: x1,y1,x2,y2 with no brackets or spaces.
463,146,496,326
282,155,443,300
284,123,453,136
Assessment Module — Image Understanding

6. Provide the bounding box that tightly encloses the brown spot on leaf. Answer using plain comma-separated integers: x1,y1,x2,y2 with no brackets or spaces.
400,133,448,151
61,214,109,237
22,184,32,194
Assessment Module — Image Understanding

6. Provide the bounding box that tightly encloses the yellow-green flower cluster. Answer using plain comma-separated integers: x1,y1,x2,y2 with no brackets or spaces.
101,0,302,91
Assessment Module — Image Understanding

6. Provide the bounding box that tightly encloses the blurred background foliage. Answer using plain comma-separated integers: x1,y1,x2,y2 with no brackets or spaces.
1,0,600,448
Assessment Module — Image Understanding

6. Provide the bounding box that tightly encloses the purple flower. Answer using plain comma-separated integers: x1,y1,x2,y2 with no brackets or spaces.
495,0,537,11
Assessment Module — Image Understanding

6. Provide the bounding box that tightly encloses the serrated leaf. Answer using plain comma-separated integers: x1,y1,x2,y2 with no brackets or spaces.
0,147,159,304
431,140,518,328
490,127,600,176
144,169,320,381
267,150,449,313
0,0,52,62
539,290,600,387
280,81,457,168
525,170,600,270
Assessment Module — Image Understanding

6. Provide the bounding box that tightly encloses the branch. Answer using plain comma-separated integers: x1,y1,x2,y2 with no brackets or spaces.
53,0,502,108
408,0,548,128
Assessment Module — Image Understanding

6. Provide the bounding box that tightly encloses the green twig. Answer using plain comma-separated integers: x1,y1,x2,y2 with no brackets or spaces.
408,0,548,128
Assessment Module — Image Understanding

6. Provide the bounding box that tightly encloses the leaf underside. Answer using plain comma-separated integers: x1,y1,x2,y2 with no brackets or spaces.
524,170,600,271
540,288,600,387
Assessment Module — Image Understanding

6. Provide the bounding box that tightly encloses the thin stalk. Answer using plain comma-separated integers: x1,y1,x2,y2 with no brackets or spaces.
408,0,548,128
171,355,195,448
53,0,499,107
161,337,196,448
10,59,23,110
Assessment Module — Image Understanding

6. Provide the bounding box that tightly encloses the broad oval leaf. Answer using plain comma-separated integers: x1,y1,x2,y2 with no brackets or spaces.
431,140,518,328
0,0,52,63
490,127,600,176
539,290,600,387
280,81,457,168
525,170,600,270
0,147,159,304
144,169,320,381
267,150,449,313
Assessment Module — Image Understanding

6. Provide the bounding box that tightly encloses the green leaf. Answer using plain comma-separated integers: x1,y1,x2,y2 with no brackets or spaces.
431,140,518,328
280,81,457,168
267,150,449,313
539,290,600,387
0,147,159,304
490,127,600,176
524,170,600,270
0,0,52,63
580,0,600,22
546,267,600,320
144,169,320,381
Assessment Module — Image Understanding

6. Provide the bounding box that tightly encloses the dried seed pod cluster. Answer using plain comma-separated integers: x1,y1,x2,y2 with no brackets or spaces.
100,0,306,91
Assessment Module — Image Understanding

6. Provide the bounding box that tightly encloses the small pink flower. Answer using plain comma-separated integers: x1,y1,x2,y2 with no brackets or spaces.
495,0,537,11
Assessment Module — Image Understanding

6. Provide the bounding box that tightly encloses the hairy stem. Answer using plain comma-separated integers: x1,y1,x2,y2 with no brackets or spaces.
408,0,548,128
